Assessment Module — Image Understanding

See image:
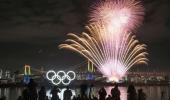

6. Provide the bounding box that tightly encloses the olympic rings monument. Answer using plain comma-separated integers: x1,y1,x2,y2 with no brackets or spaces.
46,70,76,85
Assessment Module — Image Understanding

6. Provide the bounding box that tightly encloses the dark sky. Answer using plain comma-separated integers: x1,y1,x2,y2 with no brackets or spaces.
0,0,170,72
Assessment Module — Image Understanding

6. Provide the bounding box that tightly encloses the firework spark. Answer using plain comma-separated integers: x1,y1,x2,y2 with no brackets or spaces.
89,0,144,33
59,24,148,82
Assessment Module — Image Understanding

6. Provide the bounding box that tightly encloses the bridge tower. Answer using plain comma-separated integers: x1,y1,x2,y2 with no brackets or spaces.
87,60,95,80
0,69,2,79
24,65,31,84
88,60,95,72
5,70,10,79
24,65,31,75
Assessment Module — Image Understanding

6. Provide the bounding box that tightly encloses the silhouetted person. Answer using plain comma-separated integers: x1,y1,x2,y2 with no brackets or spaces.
72,96,77,100
161,91,166,100
27,79,38,100
63,86,72,100
17,96,22,100
89,84,94,99
138,89,146,100
111,84,120,100
77,94,81,100
127,84,137,100
0,96,6,100
38,86,46,100
45,96,49,100
80,84,88,98
22,88,29,100
98,87,107,100
51,86,60,100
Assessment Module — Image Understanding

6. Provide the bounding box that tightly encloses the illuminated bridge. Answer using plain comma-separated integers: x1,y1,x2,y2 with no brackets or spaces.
10,62,170,84
22,62,170,78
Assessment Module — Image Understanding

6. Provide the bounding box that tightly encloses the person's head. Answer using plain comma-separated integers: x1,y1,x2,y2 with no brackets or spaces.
66,86,69,90
90,84,94,87
138,88,142,93
140,88,143,92
41,86,45,90
161,91,165,96
30,78,33,82
53,86,58,90
102,87,105,90
18,96,22,98
115,83,118,88
78,94,81,97
73,96,76,99
0,96,6,100
127,84,136,93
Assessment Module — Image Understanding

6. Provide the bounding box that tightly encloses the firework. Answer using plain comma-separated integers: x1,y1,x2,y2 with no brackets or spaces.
89,0,144,33
59,24,148,82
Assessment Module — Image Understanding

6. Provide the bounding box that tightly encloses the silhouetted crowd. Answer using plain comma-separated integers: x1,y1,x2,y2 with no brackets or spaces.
0,79,169,100
72,84,146,100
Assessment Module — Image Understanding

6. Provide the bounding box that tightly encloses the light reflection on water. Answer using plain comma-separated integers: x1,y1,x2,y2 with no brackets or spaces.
0,86,169,100
46,88,76,100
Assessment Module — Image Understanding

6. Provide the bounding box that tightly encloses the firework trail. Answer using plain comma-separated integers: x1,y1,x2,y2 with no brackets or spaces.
59,0,147,82
59,24,148,82
89,0,144,34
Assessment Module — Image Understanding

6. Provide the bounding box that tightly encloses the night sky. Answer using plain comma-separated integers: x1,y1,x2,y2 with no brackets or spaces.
0,0,170,72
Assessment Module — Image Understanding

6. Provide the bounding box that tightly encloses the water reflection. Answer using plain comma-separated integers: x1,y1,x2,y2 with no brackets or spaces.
0,86,169,100
46,88,76,100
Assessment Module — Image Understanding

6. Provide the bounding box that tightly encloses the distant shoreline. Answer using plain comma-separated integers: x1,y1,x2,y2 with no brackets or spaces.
0,80,169,88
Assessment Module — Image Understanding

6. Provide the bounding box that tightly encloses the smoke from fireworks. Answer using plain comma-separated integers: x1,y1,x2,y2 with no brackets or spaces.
59,24,148,82
89,0,144,34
